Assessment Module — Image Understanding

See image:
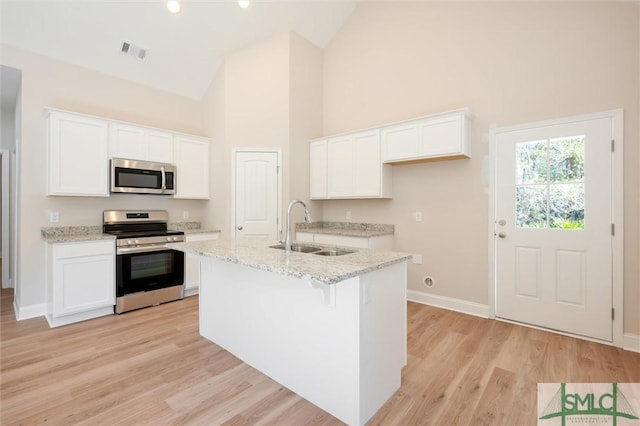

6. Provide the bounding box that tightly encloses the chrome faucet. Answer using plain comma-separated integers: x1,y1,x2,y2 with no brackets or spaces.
283,200,312,251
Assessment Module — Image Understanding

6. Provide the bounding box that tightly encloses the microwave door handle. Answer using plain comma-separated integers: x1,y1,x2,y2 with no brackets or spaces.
161,166,166,193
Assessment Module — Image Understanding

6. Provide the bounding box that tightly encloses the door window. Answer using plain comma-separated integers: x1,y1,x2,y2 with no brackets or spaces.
515,136,585,229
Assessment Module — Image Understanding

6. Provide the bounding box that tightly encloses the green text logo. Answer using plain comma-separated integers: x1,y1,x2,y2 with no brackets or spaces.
539,383,639,426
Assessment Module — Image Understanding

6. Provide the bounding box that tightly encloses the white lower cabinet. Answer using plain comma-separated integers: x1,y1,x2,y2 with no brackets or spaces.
184,232,221,297
296,232,393,251
46,240,115,327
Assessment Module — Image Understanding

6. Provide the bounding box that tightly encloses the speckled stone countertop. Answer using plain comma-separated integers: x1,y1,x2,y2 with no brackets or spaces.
168,222,221,235
41,226,115,243
295,221,394,237
42,222,221,242
168,239,410,285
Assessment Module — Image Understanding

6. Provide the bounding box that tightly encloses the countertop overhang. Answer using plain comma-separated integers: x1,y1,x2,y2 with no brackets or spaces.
168,239,411,285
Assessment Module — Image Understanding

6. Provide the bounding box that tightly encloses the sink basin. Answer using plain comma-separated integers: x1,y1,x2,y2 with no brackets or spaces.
269,244,356,256
312,249,356,257
269,244,322,253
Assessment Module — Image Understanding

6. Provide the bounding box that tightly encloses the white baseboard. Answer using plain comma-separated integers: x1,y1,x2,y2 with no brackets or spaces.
183,287,199,298
13,300,46,320
407,290,490,318
623,333,640,353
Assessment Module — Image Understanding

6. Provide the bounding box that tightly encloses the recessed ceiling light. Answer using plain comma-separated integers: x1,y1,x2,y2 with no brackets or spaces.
167,0,181,14
238,0,250,9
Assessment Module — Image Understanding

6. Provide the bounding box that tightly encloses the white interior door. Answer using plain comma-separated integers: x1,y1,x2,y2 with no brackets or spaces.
494,115,613,341
234,151,280,240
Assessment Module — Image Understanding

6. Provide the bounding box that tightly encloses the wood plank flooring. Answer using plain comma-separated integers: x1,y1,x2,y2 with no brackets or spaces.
1,288,638,425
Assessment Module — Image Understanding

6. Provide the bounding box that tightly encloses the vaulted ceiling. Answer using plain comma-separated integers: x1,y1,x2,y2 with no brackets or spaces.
0,1,357,100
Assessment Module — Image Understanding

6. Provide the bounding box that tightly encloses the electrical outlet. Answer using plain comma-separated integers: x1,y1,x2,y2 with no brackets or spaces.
415,212,423,222
49,212,59,223
346,211,352,220
183,211,189,219
412,254,423,264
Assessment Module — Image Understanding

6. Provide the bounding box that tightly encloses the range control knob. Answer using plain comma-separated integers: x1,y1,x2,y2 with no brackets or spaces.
127,239,134,245
134,239,140,245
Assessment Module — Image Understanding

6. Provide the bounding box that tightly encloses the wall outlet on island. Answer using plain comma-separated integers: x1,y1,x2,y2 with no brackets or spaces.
182,211,189,219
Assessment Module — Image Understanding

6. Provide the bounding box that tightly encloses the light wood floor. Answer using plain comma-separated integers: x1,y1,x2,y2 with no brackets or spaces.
1,289,638,425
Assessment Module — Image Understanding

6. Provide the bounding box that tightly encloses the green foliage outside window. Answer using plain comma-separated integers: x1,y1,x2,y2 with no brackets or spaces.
516,136,585,229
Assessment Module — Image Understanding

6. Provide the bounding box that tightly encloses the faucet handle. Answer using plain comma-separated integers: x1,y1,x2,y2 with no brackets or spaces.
304,210,312,223
278,228,284,243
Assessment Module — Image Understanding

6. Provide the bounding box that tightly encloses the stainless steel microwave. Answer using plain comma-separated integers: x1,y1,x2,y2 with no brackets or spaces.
110,158,176,195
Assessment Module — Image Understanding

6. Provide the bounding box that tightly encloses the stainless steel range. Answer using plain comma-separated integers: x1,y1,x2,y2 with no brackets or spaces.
103,210,185,314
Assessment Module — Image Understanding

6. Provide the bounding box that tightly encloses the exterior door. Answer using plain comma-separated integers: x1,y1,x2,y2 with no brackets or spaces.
494,115,613,341
234,150,280,240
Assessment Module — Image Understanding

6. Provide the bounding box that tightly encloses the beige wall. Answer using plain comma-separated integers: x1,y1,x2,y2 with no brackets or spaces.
201,32,323,237
0,45,208,309
321,2,640,334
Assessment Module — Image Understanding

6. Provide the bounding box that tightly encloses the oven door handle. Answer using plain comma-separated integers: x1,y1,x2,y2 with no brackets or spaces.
117,244,171,255
161,166,166,193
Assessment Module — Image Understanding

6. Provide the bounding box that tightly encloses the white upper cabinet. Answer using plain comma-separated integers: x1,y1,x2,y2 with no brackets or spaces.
47,110,109,197
109,122,174,164
174,135,210,199
312,129,392,200
309,140,328,199
46,108,210,199
382,108,471,163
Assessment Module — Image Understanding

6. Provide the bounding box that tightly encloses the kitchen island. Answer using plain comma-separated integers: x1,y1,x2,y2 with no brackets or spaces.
169,239,411,426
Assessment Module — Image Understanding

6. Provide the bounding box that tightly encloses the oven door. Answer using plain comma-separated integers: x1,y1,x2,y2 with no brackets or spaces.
116,246,184,297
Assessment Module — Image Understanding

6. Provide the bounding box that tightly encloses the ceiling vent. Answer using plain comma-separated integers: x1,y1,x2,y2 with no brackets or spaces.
121,42,147,60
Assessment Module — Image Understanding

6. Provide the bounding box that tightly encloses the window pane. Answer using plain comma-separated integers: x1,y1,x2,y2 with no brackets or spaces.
548,136,585,183
549,183,585,229
516,140,548,184
516,185,548,228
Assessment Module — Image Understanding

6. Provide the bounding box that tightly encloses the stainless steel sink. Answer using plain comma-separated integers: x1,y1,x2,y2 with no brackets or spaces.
269,244,322,253
269,244,356,256
312,249,356,257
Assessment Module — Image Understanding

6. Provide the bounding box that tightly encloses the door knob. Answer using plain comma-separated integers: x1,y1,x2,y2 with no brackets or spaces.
498,232,507,239
237,225,243,231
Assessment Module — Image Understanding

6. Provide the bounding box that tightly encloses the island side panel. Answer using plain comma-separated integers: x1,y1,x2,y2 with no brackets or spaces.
357,261,407,424
199,258,361,424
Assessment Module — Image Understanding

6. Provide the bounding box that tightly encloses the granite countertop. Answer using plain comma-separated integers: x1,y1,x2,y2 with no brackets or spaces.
42,222,221,243
168,222,221,235
168,239,410,285
295,221,394,238
41,226,115,243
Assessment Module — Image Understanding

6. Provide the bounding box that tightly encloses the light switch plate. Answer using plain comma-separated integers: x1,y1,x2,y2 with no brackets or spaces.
49,212,59,223
412,254,423,264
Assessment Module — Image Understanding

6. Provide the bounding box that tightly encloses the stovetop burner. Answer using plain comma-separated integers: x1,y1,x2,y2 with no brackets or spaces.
103,210,184,244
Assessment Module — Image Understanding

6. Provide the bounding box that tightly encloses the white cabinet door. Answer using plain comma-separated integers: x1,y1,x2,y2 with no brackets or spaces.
184,232,220,296
353,130,382,197
174,136,210,199
419,113,465,158
381,122,420,162
382,109,471,163
146,130,174,163
50,240,115,320
327,135,354,197
110,123,174,163
109,123,146,160
47,111,109,197
309,140,328,199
